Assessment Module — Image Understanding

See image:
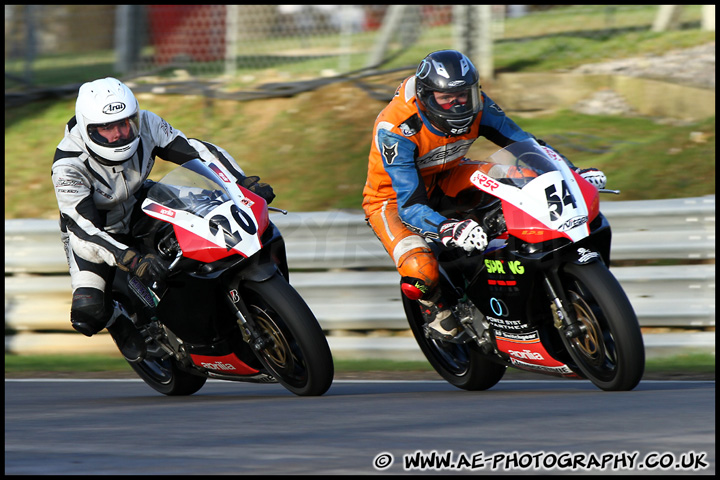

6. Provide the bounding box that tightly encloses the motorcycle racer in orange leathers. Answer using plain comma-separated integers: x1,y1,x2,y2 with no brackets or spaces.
362,50,606,338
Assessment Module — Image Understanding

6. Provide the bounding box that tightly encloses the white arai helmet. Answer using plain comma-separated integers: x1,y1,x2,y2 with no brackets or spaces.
75,77,140,165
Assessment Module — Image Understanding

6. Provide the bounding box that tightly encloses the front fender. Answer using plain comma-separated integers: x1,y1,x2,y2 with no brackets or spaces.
546,213,612,269
229,221,288,283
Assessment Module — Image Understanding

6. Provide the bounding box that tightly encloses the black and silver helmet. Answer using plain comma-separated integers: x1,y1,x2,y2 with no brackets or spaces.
415,50,483,136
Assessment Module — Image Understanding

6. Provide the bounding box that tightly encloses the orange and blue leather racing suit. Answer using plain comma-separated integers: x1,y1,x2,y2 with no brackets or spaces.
362,75,546,301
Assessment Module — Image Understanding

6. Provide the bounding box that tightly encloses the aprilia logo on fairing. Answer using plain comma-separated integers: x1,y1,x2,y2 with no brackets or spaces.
508,348,544,360
201,362,237,371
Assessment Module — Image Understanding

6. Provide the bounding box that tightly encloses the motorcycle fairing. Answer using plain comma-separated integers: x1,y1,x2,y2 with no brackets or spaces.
468,138,601,245
142,159,270,263
494,329,579,378
190,352,260,375
471,169,592,244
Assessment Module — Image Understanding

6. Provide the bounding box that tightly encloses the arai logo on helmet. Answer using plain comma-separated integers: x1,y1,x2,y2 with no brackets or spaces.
102,102,126,115
448,80,466,87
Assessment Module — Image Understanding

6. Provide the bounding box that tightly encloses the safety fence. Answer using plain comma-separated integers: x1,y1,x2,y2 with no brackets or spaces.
4,196,715,359
6,5,713,98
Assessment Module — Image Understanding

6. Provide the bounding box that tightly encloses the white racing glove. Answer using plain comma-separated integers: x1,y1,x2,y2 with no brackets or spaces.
439,219,488,252
575,167,607,189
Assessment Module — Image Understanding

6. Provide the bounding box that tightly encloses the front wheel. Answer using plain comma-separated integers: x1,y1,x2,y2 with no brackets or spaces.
558,261,645,391
240,273,334,396
403,293,506,391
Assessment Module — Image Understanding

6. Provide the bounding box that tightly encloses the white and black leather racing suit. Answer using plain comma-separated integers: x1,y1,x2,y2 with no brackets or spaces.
51,109,265,336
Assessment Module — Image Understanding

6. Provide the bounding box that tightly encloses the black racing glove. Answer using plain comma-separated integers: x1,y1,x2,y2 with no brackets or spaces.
117,248,168,284
238,175,275,204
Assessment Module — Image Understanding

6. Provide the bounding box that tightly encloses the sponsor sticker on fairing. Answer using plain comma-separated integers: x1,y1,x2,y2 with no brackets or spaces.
495,329,578,376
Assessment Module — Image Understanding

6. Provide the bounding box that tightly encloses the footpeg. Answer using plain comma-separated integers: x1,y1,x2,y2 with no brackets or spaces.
424,324,463,342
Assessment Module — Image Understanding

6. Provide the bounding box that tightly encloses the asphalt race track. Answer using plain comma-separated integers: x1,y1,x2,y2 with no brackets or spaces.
5,378,715,475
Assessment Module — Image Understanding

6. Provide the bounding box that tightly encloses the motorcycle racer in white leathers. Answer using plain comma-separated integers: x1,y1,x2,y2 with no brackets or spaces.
51,77,274,361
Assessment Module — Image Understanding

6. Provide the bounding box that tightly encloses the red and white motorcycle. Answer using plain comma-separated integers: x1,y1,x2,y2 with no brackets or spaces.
111,158,334,396
403,138,645,391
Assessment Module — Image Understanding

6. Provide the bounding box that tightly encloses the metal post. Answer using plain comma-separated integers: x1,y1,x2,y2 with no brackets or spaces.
24,5,38,85
225,5,239,77
652,5,684,32
114,5,143,75
475,5,494,83
701,5,715,31
454,5,493,83
366,5,407,70
338,5,353,73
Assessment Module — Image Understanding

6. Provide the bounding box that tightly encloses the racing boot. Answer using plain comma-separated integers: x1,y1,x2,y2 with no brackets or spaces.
418,291,460,340
107,314,146,363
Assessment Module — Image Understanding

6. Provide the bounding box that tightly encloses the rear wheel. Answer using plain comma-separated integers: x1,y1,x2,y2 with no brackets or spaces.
128,347,207,396
403,293,505,391
115,304,207,396
109,278,208,395
558,261,645,391
240,273,334,396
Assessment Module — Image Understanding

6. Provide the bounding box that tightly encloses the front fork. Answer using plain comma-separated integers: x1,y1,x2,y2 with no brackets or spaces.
542,273,586,339
223,287,268,353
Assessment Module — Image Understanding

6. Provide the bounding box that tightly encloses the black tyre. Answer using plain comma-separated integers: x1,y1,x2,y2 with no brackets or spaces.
128,349,207,396
558,261,645,391
117,302,207,396
403,293,506,391
240,273,334,396
111,277,208,395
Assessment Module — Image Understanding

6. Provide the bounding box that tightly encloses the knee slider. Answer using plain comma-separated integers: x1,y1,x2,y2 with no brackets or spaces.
71,287,111,336
401,277,430,300
398,251,439,294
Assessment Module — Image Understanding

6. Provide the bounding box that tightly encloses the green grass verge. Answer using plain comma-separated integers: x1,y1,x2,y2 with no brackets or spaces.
4,353,715,376
3,13,716,219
